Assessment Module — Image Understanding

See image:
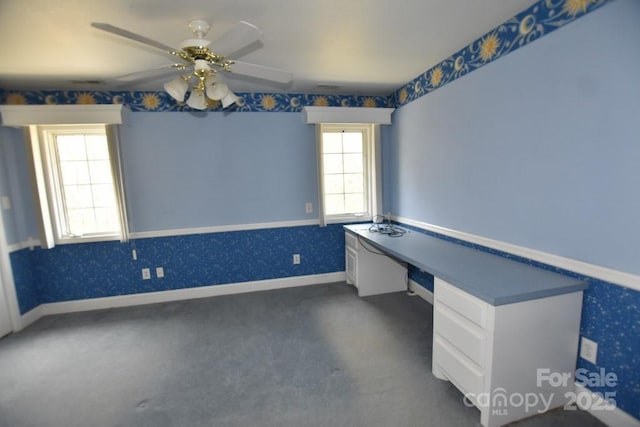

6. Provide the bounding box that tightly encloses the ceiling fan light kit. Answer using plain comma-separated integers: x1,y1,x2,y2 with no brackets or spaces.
221,91,240,109
186,89,207,110
206,80,229,101
163,77,188,102
91,19,293,111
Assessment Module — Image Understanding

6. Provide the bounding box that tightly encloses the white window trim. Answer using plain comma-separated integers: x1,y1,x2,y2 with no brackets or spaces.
304,106,394,125
26,124,130,247
37,125,123,244
0,104,129,126
316,123,382,226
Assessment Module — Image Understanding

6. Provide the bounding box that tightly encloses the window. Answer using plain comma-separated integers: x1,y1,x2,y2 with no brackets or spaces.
28,124,128,245
317,123,380,224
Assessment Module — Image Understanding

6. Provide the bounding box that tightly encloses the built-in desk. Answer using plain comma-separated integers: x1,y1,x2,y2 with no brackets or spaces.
344,224,588,427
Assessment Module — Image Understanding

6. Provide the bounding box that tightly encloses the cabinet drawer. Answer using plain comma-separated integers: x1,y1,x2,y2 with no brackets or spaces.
433,334,484,397
434,304,485,367
435,277,487,328
345,232,358,249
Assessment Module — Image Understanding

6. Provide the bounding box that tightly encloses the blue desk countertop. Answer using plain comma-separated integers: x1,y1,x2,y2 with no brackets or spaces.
344,224,588,306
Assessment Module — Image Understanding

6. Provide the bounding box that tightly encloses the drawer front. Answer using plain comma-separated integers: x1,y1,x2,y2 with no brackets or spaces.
433,334,484,397
345,232,358,250
435,277,487,328
434,305,485,367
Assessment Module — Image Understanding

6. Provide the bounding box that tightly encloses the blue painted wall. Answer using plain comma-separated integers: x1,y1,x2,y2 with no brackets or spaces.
120,112,317,232
0,126,38,245
388,0,640,276
388,0,640,419
0,127,17,244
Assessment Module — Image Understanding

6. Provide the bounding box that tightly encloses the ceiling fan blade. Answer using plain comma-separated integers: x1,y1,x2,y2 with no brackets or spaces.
92,22,181,54
212,21,263,57
116,64,193,82
230,61,293,84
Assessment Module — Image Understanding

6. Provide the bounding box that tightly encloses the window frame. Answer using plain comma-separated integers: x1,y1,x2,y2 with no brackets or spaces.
317,123,380,225
34,124,124,245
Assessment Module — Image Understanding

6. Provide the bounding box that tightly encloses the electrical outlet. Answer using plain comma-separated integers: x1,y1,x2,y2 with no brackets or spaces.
580,336,598,364
305,202,313,214
156,267,164,278
293,254,301,264
141,268,151,280
132,249,137,260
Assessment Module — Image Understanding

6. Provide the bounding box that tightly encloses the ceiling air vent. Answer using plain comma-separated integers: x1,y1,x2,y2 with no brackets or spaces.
70,80,105,86
316,83,341,91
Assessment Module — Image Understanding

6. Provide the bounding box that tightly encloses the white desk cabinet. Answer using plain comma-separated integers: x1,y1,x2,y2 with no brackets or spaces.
432,277,583,427
345,231,407,297
344,225,587,427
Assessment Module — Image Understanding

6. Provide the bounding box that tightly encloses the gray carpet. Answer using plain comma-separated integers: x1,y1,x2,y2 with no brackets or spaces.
0,282,603,427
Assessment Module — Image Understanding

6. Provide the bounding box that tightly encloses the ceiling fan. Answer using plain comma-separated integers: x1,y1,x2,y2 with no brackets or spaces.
91,19,293,109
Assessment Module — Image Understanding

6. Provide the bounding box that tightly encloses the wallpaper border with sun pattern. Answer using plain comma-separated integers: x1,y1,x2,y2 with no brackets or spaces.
0,0,609,113
0,90,390,112
391,0,610,107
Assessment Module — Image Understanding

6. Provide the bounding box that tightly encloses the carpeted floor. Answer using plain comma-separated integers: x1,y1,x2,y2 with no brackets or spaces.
0,282,604,427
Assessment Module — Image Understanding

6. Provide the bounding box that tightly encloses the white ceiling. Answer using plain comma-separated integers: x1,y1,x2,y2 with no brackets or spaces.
0,0,535,96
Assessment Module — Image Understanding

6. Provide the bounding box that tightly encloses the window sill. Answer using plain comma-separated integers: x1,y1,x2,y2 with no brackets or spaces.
325,215,372,225
55,235,121,245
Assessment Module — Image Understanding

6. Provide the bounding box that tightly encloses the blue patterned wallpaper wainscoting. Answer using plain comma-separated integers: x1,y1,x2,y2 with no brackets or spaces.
10,224,345,309
9,248,39,314
408,266,434,292
577,280,640,421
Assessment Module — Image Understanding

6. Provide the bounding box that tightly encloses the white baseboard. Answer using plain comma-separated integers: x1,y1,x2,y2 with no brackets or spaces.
409,279,434,304
394,216,640,291
574,383,640,427
18,305,44,331
19,272,346,323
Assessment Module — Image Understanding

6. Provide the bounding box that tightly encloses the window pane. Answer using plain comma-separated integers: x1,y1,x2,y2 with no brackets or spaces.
344,173,364,193
92,184,116,207
322,133,343,153
324,174,344,195
343,153,363,173
342,132,362,153
345,193,364,213
56,135,86,161
85,135,109,160
89,160,112,184
48,127,121,238
67,208,96,235
64,185,94,209
95,207,119,231
320,125,371,219
324,194,345,215
323,154,344,174
59,161,90,185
